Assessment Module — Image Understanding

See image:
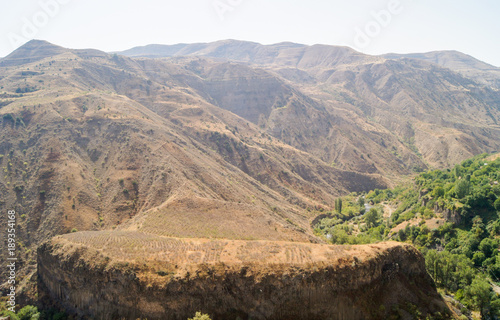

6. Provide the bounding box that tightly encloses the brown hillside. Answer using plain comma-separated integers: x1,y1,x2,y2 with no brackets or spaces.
118,40,500,173
384,50,500,89
0,40,499,308
0,41,391,295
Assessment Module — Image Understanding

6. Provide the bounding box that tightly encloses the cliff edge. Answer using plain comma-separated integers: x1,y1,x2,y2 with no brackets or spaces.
37,231,451,320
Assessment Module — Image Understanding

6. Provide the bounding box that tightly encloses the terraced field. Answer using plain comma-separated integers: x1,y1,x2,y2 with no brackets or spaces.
57,230,386,267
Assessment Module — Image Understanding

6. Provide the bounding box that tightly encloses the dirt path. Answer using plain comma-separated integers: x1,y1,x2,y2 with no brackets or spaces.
491,281,500,294
382,203,394,219
486,153,500,162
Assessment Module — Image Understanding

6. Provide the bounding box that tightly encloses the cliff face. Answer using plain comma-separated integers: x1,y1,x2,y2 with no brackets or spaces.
37,232,450,320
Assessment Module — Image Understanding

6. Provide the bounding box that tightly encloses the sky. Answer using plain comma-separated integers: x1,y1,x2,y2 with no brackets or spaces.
0,0,499,66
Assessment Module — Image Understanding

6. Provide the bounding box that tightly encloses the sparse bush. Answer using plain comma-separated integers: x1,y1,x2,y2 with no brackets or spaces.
188,312,212,320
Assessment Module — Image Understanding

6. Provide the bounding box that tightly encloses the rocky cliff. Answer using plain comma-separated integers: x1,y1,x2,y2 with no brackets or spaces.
38,232,450,320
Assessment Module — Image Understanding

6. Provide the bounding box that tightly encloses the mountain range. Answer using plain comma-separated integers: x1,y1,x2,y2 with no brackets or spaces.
0,39,500,300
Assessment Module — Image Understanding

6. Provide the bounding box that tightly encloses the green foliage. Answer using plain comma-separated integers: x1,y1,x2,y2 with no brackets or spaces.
1,305,41,320
334,198,343,213
18,305,40,320
357,196,365,208
433,186,445,198
15,86,37,94
472,251,486,266
455,179,470,198
38,308,68,320
479,238,497,258
366,188,397,204
463,277,500,319
49,312,67,320
495,198,500,212
365,208,380,228
315,153,500,316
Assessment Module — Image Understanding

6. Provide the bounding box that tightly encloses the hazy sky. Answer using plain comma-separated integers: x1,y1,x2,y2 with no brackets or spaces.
1,0,499,66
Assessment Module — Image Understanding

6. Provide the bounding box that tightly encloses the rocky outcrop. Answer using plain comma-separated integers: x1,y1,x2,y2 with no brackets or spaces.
434,203,462,225
38,231,451,320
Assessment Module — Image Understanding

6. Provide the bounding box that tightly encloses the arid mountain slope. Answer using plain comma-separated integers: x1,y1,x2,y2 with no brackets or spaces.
384,50,500,89
0,40,389,284
118,40,500,173
0,40,499,249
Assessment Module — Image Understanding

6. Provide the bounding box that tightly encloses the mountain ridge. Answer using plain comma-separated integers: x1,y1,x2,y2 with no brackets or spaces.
0,40,113,67
115,39,499,75
383,50,500,88
1,40,500,308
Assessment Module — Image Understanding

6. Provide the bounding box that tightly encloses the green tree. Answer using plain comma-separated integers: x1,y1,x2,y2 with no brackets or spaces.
455,179,470,198
358,196,365,208
494,198,500,212
0,310,19,320
335,198,343,214
471,217,486,239
432,186,445,198
472,252,486,267
18,305,40,320
365,208,379,228
464,277,494,319
398,229,407,241
1,305,41,320
479,238,497,258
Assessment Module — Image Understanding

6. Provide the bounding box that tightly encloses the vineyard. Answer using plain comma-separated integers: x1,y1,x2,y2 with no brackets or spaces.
116,196,316,243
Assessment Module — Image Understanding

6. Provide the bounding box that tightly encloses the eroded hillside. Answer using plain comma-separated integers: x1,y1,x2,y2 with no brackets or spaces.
0,39,499,315
0,40,388,297
119,40,500,173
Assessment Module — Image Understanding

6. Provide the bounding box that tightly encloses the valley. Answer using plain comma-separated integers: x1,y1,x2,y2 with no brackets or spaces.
0,39,499,319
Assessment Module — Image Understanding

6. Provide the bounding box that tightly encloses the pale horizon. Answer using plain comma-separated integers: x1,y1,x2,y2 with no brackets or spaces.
1,0,499,66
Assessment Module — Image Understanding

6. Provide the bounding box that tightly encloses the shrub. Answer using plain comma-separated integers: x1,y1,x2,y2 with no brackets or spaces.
494,198,500,212
433,186,445,198
188,312,212,320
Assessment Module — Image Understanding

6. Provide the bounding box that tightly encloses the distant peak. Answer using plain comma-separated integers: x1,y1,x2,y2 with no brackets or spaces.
0,39,66,67
214,39,259,45
25,39,56,45
18,39,65,51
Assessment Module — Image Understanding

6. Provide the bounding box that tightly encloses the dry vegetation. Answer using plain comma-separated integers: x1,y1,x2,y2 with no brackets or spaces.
55,230,383,267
